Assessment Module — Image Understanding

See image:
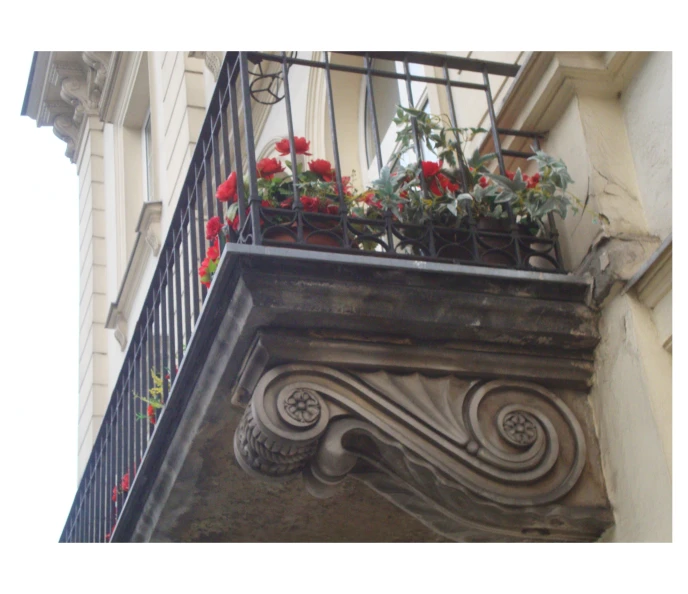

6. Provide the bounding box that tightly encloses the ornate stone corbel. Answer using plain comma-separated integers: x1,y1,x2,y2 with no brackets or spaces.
234,364,613,542
52,113,79,161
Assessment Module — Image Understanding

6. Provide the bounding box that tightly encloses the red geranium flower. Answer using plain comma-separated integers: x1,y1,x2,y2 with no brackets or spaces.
121,473,130,493
206,238,220,261
280,197,294,209
362,192,382,210
300,196,320,212
308,159,334,179
216,172,238,202
112,485,118,502
506,171,515,181
479,176,489,188
326,203,339,215
526,172,541,189
421,160,443,178
257,158,285,180
206,216,222,240
147,404,156,425
227,213,241,232
275,137,312,156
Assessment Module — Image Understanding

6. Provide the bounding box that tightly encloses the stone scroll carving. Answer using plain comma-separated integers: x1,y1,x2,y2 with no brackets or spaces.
234,365,611,542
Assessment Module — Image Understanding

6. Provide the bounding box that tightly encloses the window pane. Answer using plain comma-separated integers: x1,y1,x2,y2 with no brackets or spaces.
365,60,400,168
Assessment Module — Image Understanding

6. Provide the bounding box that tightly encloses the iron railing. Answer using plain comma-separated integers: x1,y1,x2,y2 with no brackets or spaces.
60,51,565,543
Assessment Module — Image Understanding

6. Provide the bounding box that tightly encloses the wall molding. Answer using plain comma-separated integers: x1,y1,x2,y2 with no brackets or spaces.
105,201,162,351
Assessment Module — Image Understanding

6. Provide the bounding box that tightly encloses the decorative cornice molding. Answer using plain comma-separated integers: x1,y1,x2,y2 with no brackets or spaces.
624,234,672,309
105,201,162,351
235,364,612,542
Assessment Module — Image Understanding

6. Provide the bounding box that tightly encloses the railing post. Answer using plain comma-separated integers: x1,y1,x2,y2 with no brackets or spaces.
239,52,262,245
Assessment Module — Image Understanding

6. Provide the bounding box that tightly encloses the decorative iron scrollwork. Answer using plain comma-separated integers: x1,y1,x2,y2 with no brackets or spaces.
247,53,297,105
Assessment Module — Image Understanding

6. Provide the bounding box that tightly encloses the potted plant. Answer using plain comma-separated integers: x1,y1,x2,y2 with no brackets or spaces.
349,106,582,266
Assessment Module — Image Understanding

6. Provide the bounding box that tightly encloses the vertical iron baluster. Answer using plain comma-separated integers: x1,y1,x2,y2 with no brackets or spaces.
239,52,262,245
323,52,350,247
137,336,144,462
365,54,393,252
106,421,114,540
153,282,163,412
281,52,303,243
443,61,479,263
113,393,119,536
174,236,183,374
181,207,192,343
195,164,208,300
188,186,200,324
203,140,215,227
219,81,232,222
86,468,92,541
211,121,224,223
166,247,176,389
98,454,103,542
146,306,154,443
204,137,216,223
229,67,246,234
402,55,434,256
482,67,522,268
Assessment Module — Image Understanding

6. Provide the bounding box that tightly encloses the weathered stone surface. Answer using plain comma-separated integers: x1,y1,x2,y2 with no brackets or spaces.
123,245,610,542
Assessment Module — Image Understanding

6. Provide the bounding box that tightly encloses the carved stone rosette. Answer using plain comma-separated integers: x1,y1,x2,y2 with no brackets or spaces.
234,364,611,542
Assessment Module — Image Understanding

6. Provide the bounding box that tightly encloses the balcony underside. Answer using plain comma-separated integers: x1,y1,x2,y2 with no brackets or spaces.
114,245,612,543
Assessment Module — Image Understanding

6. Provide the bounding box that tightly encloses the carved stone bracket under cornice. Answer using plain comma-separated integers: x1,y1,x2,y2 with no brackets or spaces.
188,51,224,81
106,201,162,351
23,51,114,163
234,364,613,542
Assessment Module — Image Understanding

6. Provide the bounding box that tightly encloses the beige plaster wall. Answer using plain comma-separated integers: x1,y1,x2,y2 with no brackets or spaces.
621,52,672,240
591,293,672,542
77,118,110,480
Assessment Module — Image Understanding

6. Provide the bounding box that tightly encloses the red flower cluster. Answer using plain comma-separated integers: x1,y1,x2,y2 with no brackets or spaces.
206,237,220,260
479,176,489,188
420,160,460,196
147,404,156,425
275,137,312,156
257,158,285,180
421,160,443,178
121,473,130,493
308,159,335,181
216,172,238,202
111,485,118,502
206,216,222,240
525,172,541,189
362,192,382,210
300,196,319,212
504,170,540,189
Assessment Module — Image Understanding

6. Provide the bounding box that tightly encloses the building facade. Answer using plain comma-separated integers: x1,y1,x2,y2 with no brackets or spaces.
23,51,671,542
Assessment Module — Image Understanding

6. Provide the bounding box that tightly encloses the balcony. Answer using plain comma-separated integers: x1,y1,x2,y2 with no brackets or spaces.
60,51,613,543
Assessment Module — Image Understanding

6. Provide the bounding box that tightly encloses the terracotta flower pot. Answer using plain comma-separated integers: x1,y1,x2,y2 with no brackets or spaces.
263,221,344,248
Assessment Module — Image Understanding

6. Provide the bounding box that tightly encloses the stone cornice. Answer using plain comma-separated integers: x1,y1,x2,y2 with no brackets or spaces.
105,201,162,351
22,51,115,164
624,234,672,309
482,51,649,157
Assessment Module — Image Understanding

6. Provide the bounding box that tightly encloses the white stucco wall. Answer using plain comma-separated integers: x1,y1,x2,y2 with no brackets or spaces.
621,52,672,240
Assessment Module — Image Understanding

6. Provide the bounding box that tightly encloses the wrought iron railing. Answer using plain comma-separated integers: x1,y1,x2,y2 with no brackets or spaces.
60,51,565,543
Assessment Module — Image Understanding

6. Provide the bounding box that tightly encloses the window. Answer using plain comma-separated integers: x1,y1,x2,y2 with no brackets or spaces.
143,112,154,202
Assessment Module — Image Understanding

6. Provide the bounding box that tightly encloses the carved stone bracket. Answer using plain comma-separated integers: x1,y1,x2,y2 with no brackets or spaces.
24,51,113,163
234,364,613,542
